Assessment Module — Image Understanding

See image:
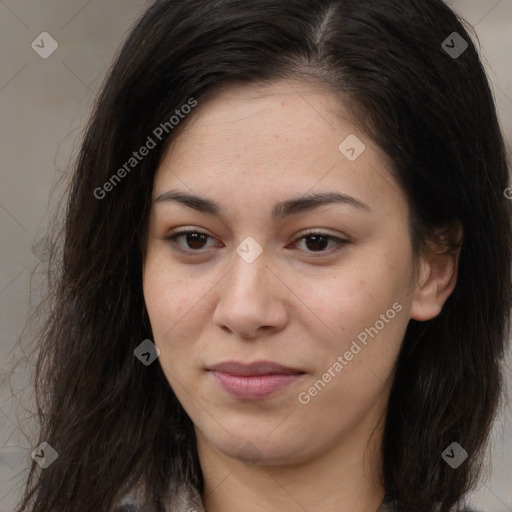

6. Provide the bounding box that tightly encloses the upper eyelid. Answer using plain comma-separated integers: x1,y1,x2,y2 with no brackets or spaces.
165,228,348,252
166,227,346,241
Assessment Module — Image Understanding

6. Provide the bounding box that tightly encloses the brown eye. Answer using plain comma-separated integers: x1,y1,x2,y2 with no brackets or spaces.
291,231,349,255
165,230,217,253
180,232,209,250
164,229,348,256
302,234,330,252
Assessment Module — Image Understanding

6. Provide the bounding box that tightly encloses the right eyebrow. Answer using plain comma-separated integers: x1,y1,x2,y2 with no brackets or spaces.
153,189,372,220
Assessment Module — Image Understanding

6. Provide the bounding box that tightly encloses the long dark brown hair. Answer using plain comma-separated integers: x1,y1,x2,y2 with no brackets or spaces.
12,1,512,511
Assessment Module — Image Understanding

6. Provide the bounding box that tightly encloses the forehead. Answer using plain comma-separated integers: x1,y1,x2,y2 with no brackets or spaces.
152,79,405,219
168,79,353,151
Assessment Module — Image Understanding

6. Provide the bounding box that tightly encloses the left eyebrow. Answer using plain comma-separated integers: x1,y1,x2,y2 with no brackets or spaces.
153,189,372,220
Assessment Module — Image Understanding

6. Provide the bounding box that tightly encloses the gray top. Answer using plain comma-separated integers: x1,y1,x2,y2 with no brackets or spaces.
114,483,398,512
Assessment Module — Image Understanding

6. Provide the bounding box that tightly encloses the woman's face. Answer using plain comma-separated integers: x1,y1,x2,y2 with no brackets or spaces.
143,79,424,466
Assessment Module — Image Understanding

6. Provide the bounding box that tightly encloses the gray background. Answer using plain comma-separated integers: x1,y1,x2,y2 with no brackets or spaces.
0,1,511,510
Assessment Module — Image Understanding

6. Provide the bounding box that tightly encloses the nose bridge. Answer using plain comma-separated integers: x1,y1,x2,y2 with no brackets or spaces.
212,242,283,337
226,244,268,300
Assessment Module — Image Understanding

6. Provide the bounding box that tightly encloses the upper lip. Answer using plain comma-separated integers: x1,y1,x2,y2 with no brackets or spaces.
207,360,304,376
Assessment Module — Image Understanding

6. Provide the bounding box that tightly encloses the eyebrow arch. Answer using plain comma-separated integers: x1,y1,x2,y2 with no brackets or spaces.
153,189,372,220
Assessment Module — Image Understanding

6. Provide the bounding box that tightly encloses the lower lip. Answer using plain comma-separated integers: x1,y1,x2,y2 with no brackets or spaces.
210,371,305,400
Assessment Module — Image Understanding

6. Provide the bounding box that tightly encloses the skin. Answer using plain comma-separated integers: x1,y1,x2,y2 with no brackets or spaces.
142,79,461,512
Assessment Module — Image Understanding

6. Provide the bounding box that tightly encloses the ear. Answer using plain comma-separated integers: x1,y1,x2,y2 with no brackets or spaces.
410,221,463,322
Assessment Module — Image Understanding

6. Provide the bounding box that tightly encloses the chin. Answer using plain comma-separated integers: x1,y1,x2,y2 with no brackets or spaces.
203,425,313,466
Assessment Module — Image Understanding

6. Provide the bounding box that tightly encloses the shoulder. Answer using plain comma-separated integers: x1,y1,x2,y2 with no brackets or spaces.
113,505,157,512
379,499,484,512
112,482,205,512
111,486,158,512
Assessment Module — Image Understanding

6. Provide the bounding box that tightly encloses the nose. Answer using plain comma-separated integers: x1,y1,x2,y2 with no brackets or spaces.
212,249,288,339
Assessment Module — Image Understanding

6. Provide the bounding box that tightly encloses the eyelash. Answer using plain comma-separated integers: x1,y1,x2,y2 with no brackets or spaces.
163,229,349,257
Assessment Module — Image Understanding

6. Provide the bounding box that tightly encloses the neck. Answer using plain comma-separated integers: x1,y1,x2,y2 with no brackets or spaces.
196,409,386,512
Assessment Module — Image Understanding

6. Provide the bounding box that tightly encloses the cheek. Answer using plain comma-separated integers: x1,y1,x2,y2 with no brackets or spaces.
143,255,195,353
143,263,197,389
144,272,178,331
143,251,200,324
289,251,411,373
291,270,394,345
142,253,219,377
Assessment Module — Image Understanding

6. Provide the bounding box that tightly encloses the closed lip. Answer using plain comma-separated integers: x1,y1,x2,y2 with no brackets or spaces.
206,360,305,376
